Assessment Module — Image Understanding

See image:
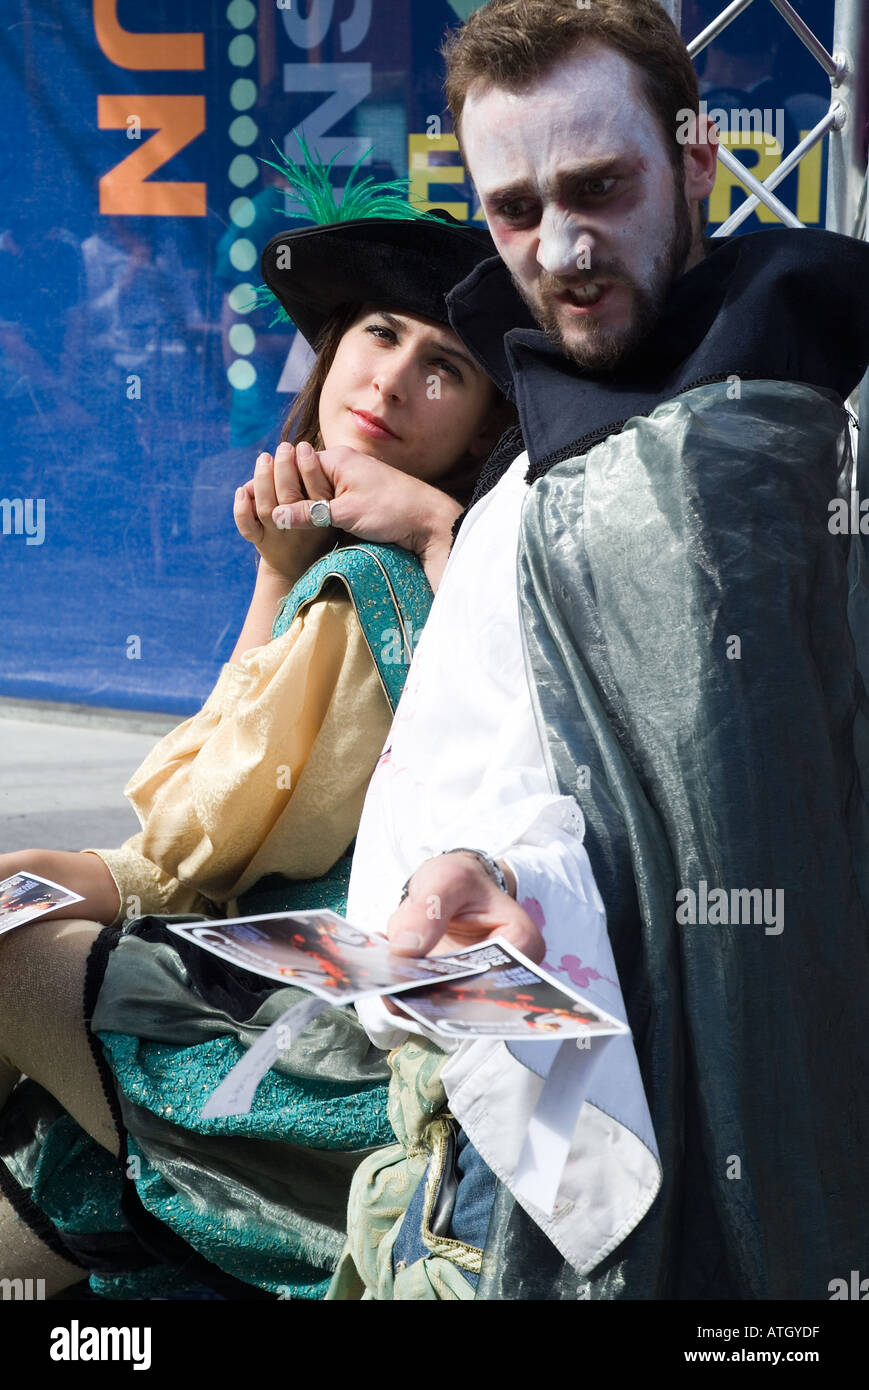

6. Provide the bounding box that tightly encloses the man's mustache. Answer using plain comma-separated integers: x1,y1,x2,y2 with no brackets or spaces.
536,263,630,295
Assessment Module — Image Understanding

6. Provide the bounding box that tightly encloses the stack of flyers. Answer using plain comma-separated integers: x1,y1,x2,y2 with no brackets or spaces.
391,939,627,1041
166,910,490,1003
168,911,628,1042
0,871,84,934
168,910,630,1121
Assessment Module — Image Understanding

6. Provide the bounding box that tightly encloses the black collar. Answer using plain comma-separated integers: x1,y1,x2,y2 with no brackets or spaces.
448,228,869,496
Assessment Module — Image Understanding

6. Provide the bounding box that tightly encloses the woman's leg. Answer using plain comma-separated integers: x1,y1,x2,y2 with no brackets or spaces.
0,1197,85,1295
0,917,118,1153
0,917,121,1292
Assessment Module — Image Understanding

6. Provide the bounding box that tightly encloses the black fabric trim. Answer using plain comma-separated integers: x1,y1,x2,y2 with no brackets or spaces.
83,926,128,1139
49,1230,165,1275
126,915,289,1021
0,1149,87,1270
448,229,869,482
524,372,741,484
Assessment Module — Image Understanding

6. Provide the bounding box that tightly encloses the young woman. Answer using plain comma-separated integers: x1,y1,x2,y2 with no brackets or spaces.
0,194,515,1299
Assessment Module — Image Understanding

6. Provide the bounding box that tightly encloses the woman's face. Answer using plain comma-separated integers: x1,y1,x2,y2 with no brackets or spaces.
316,304,500,485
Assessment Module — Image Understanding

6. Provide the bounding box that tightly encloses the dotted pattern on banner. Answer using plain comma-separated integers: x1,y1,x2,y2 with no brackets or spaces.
226,0,258,393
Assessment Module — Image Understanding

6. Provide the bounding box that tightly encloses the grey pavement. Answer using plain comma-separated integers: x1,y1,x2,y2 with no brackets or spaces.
0,701,179,852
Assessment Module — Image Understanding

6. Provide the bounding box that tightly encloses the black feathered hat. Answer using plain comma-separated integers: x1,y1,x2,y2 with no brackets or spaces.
257,132,496,347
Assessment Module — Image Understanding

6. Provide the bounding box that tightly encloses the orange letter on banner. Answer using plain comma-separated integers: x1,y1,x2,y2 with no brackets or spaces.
98,95,206,215
93,0,204,70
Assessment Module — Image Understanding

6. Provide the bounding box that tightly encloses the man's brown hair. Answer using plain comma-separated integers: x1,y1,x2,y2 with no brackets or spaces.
443,0,699,175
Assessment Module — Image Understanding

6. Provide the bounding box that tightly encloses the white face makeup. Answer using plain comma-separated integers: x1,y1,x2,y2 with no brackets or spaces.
461,44,710,369
536,203,593,279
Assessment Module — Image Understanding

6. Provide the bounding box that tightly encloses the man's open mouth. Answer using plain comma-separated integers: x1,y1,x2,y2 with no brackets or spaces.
563,282,606,306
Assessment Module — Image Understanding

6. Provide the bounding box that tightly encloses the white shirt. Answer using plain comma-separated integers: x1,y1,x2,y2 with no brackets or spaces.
349,451,661,1276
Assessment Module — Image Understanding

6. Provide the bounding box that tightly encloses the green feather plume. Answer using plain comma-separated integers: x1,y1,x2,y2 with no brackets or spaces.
249,128,440,325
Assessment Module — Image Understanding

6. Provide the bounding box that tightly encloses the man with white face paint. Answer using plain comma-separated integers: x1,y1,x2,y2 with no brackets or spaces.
330,0,869,1301
458,39,703,371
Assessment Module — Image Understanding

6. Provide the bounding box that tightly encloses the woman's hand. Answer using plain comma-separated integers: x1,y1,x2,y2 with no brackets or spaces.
230,441,341,663
271,446,463,590
234,442,335,586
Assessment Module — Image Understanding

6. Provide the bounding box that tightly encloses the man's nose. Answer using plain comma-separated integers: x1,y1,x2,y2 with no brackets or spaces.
536,208,594,278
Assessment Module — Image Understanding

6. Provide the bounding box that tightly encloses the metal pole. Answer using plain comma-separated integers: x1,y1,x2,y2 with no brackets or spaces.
827,0,866,235
827,1,869,656
715,143,804,227
687,0,756,59
714,103,844,236
767,0,841,80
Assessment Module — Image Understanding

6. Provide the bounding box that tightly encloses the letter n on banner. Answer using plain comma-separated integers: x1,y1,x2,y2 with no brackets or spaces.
98,96,206,215
92,0,204,70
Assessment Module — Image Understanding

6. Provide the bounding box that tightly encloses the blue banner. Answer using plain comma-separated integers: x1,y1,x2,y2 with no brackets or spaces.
0,0,836,713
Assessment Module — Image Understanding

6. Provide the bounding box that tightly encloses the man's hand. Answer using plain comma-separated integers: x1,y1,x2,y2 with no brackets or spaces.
272,445,463,589
386,850,544,962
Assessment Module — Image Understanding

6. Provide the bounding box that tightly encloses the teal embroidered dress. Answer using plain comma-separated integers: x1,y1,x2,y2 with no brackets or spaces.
0,544,431,1299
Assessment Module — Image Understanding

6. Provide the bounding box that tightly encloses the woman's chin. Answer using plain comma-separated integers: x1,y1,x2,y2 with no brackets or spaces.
323,429,404,466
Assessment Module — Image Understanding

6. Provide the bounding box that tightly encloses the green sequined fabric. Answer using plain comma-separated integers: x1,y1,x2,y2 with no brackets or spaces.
236,850,353,920
273,542,431,710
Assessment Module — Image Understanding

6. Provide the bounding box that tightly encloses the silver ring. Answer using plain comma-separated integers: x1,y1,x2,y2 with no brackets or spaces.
309,499,333,528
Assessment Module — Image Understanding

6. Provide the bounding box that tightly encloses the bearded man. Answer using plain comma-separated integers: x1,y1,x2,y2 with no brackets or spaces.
329,0,869,1300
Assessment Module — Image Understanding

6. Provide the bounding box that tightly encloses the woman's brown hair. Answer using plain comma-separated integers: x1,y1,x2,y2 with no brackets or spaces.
279,302,359,450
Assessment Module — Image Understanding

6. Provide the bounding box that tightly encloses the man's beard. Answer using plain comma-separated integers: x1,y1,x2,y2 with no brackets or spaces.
512,188,695,372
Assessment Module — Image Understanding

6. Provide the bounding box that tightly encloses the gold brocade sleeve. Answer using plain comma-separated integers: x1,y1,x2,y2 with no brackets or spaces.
86,590,393,913
84,837,210,927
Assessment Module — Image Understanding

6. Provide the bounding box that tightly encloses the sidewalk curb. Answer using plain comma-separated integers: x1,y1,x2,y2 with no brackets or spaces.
0,697,179,737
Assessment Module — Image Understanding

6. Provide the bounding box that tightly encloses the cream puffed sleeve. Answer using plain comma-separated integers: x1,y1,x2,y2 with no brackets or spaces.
84,836,211,927
90,588,393,911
